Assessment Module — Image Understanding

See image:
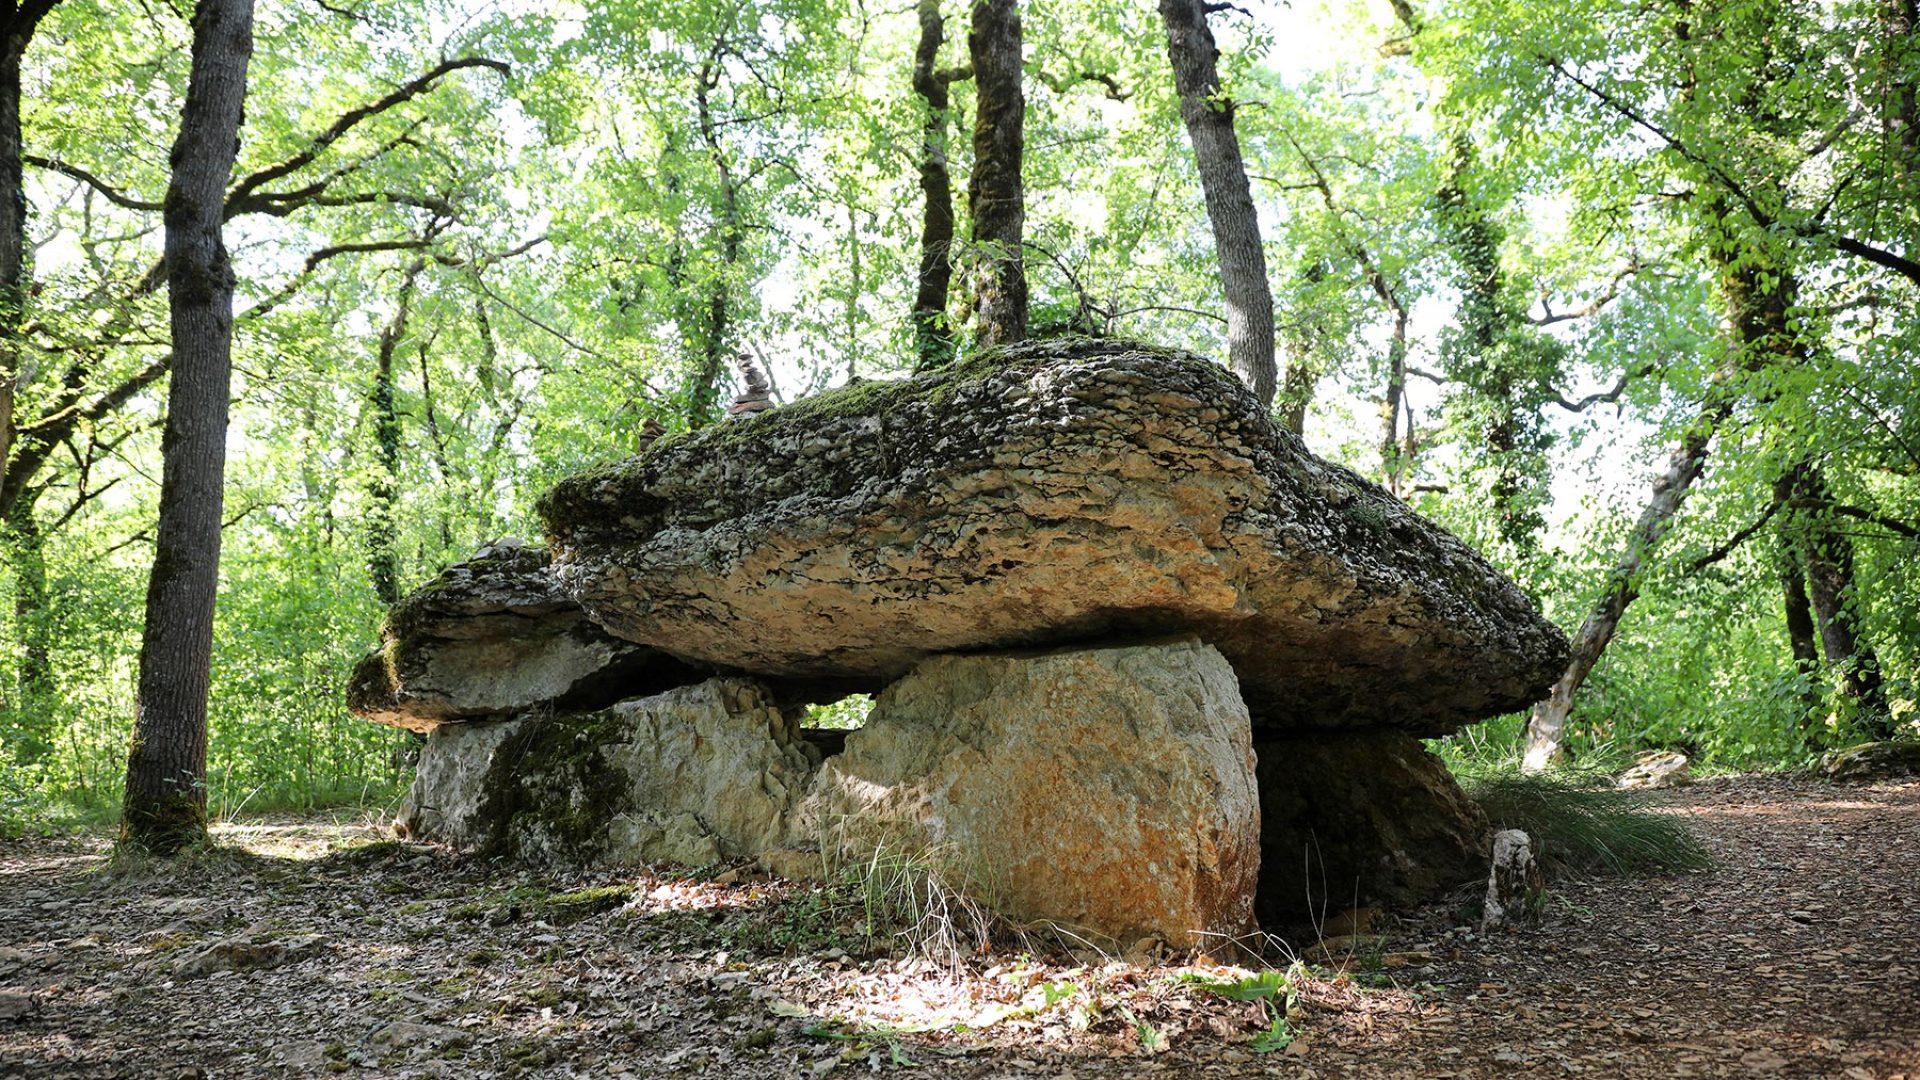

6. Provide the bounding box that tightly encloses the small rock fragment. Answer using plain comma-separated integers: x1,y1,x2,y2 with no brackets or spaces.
1618,749,1691,789
1481,829,1543,931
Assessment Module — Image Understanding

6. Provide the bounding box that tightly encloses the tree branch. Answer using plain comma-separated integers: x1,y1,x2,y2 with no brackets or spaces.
23,154,163,211
225,56,509,209
1544,58,1920,288
1681,493,1782,573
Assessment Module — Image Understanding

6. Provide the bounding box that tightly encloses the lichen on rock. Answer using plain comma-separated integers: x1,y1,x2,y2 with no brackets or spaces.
347,544,704,733
398,677,820,867
539,338,1568,736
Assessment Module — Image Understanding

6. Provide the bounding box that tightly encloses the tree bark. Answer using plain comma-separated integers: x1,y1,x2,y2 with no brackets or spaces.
1158,0,1276,407
1774,507,1824,740
1785,463,1893,735
1,2,60,506
123,0,254,854
911,0,967,369
967,0,1026,348
1436,136,1539,548
685,55,743,427
6,493,51,760
1886,0,1918,173
1379,307,1410,494
1521,394,1728,772
369,258,423,606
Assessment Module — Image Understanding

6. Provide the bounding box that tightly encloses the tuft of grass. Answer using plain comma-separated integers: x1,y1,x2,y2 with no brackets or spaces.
1462,769,1710,877
845,842,1000,970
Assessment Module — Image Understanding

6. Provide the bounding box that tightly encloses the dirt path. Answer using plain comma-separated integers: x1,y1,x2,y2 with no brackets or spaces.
1,776,1915,1079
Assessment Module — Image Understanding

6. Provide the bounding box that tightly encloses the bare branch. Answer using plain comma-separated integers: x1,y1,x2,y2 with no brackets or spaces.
1532,261,1639,326
1681,493,1782,572
24,154,162,211
225,56,509,209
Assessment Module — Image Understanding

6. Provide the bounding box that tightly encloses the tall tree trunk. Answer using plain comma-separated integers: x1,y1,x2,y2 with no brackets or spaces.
1786,463,1893,734
1436,136,1539,548
123,0,254,854
1158,0,1276,407
1,2,60,502
911,0,967,369
1521,395,1728,771
967,0,1026,348
7,495,51,760
1379,306,1410,494
686,56,742,428
1775,515,1824,741
368,259,423,606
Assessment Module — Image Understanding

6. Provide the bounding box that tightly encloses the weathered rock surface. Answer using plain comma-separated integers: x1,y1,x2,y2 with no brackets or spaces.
1821,740,1920,782
1618,749,1691,790
1253,731,1487,924
396,677,820,866
539,339,1567,735
792,638,1260,949
1481,829,1543,931
347,543,703,733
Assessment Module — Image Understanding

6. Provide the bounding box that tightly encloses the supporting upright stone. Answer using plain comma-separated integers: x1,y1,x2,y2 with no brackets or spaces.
1253,731,1488,926
792,638,1260,950
397,677,821,867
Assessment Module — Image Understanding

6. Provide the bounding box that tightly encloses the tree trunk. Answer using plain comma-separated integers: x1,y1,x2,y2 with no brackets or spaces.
1379,307,1410,494
967,0,1026,348
6,495,51,760
368,259,423,606
1158,0,1276,407
1436,136,1538,548
686,56,742,428
1520,396,1727,772
1775,518,1824,741
911,0,965,369
1887,0,1918,172
1,2,60,503
123,0,254,854
1785,463,1893,735
1276,358,1312,436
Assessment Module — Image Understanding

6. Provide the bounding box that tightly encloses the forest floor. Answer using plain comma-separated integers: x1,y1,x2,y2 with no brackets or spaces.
1,774,1915,1079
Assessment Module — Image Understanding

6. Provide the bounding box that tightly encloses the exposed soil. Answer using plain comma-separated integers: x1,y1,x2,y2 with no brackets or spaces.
2,775,1915,1079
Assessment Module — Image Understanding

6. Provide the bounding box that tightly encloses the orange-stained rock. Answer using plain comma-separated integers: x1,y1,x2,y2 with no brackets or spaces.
792,637,1259,949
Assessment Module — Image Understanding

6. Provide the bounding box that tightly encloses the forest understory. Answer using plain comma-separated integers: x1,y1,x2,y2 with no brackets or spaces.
1,774,1914,1080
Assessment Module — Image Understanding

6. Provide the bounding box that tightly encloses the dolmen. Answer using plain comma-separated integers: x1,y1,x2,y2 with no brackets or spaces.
348,339,1568,948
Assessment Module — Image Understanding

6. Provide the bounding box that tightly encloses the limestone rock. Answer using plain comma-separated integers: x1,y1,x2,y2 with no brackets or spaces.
791,638,1260,949
398,677,819,866
1254,731,1487,924
540,339,1567,736
347,545,702,733
1821,740,1920,782
1481,829,1543,931
1618,749,1691,789
167,929,328,979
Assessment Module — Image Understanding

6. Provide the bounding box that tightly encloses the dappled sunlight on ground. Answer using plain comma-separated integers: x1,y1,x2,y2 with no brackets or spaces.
0,775,1915,1077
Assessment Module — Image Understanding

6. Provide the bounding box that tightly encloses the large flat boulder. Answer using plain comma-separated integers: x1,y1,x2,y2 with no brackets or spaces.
347,543,703,733
792,638,1260,949
396,676,820,866
539,339,1567,736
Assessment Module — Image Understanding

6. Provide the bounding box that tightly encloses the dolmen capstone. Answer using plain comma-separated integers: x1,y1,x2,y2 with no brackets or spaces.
348,339,1569,948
